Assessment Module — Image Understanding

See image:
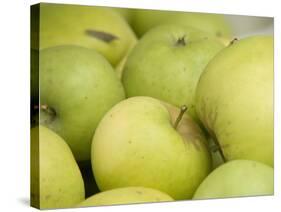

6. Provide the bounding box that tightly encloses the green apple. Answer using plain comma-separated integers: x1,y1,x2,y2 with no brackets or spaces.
122,25,224,119
39,46,125,161
77,187,173,207
195,36,273,166
193,160,274,199
36,3,137,66
31,126,85,209
131,9,232,40
92,96,211,200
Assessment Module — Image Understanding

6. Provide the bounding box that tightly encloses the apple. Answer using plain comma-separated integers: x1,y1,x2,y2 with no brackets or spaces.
77,187,173,207
92,96,211,200
39,46,125,161
122,25,225,119
31,126,85,209
131,9,232,41
193,160,274,199
195,36,273,166
35,3,137,66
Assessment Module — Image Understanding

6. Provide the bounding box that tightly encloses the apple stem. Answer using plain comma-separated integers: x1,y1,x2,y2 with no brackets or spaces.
85,29,119,43
174,105,188,129
229,38,239,46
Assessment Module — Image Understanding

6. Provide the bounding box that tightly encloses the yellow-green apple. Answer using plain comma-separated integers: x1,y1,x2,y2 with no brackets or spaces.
193,160,274,199
77,187,173,207
92,96,211,200
31,126,85,209
195,36,273,166
36,3,137,66
131,9,232,41
39,46,125,161
122,25,224,119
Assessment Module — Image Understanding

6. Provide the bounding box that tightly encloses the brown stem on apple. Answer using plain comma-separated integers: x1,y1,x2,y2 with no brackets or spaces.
173,105,188,129
85,29,119,43
229,38,239,46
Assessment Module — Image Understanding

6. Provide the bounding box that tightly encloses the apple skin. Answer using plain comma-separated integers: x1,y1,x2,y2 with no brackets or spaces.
193,160,274,199
40,46,125,161
122,25,224,119
131,9,232,40
115,38,138,79
36,3,137,66
77,187,173,207
92,96,211,200
31,126,85,209
111,7,133,24
195,36,273,166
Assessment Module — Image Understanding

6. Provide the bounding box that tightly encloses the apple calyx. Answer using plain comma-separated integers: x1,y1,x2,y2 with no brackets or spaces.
229,38,239,46
85,29,119,43
176,36,187,46
173,105,188,129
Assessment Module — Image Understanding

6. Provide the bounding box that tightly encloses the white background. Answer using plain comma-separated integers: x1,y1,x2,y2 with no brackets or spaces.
0,0,280,211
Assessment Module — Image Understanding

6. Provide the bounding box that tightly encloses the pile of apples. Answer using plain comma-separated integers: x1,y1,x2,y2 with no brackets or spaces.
30,3,274,209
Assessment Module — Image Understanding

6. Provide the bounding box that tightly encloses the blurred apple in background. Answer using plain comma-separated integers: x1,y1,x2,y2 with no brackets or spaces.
131,9,232,42
35,3,137,66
